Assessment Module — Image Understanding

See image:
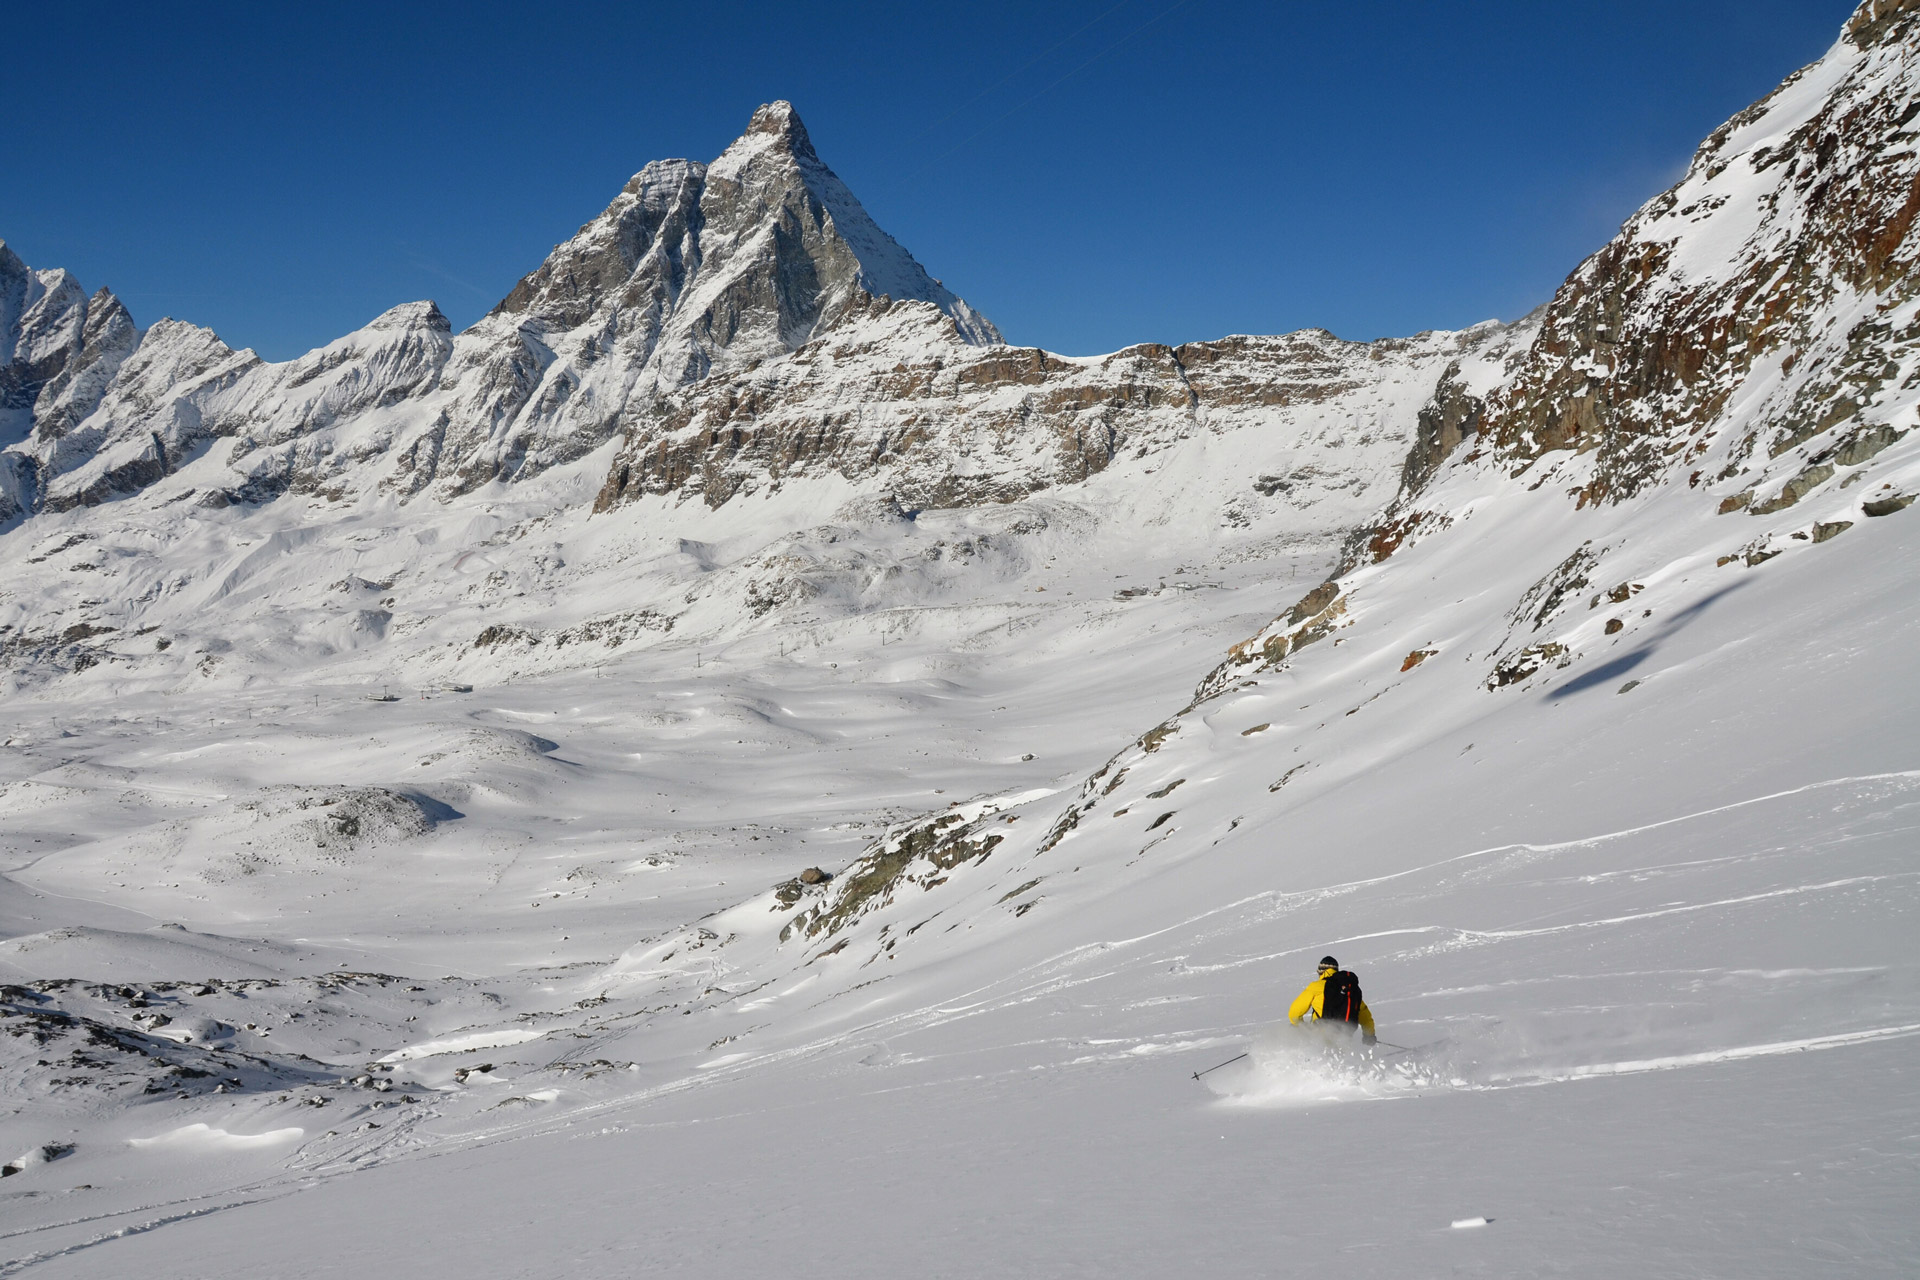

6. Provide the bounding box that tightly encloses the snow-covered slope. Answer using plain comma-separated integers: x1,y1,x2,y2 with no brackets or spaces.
2,5,1918,1277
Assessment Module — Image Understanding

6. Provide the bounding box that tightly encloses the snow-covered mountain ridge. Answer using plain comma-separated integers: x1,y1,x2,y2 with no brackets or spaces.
0,101,1005,525
0,94,1516,695
1196,0,1920,698
4,98,1499,538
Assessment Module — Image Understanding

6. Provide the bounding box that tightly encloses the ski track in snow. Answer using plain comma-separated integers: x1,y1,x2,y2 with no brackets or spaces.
1489,1021,1920,1084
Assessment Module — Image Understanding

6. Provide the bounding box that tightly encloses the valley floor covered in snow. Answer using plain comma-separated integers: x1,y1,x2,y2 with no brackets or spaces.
2,431,1916,1276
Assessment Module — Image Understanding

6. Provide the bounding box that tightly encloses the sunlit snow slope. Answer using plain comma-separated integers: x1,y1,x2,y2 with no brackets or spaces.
3,4,1919,1278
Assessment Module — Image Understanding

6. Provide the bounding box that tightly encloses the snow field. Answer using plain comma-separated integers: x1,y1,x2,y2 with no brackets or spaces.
5,369,1917,1274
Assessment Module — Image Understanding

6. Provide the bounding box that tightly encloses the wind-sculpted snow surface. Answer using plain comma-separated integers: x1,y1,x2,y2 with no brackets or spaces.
2,5,1919,1277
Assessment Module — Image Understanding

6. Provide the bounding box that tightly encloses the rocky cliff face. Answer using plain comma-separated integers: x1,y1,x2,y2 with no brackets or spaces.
1402,0,1920,510
591,313,1505,513
0,246,143,521
1191,0,1920,701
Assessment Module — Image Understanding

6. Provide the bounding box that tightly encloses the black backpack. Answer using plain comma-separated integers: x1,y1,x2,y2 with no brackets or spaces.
1321,969,1363,1024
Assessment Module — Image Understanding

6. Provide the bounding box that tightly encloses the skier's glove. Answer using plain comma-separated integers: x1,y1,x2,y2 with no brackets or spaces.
1363,1032,1377,1047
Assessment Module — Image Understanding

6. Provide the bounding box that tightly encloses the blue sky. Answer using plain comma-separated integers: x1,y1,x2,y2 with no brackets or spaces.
5,1,1858,360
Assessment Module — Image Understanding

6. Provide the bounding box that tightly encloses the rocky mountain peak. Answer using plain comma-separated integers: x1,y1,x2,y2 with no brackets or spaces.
1,99,1011,518
366,299,452,335
741,99,818,160
1848,0,1920,46
2,252,132,453
690,102,1001,350
0,240,28,314
493,101,997,354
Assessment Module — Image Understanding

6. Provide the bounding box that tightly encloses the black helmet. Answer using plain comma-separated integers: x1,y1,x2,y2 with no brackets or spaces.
1318,955,1339,971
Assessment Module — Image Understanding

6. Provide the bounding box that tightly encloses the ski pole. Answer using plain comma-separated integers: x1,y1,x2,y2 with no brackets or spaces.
1191,1052,1248,1080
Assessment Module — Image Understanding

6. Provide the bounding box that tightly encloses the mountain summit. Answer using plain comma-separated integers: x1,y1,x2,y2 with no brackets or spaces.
0,102,1000,517
493,101,998,375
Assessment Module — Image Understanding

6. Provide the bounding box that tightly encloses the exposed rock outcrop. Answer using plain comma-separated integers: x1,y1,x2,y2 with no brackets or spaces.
1463,1,1920,506
591,321,1500,513
1194,0,1920,704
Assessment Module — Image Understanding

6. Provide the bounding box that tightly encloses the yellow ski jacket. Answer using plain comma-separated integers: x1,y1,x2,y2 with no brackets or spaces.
1288,977,1376,1035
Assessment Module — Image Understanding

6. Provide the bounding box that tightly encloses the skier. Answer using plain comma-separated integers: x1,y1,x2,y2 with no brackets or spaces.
1288,955,1376,1046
